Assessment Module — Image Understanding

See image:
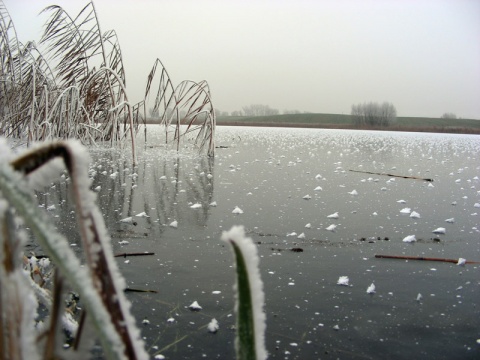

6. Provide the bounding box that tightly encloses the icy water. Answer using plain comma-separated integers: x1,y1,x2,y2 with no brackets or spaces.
40,127,479,359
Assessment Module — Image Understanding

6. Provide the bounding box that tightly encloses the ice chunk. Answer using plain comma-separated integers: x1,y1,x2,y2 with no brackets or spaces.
327,212,339,219
314,186,323,191
305,223,311,228
432,227,446,235
302,194,312,200
325,224,337,232
400,207,411,214
209,201,217,207
348,190,358,195
366,283,376,294
337,276,349,286
445,218,455,223
457,258,466,266
416,293,423,301
297,232,305,239
135,212,149,217
402,235,416,243
190,203,202,209
169,220,178,228
207,318,219,333
189,301,202,311
232,206,244,214
410,211,421,219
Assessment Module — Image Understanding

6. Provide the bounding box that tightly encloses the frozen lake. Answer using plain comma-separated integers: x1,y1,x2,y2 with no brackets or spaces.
38,126,480,359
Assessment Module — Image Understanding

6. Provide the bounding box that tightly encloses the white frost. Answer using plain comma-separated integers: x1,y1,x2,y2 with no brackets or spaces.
366,283,376,294
232,206,244,214
221,225,267,360
432,227,446,235
337,276,349,286
189,301,202,311
207,318,219,333
402,235,416,243
326,224,337,232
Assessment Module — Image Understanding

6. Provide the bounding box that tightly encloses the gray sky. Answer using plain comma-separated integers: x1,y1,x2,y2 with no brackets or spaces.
5,0,480,119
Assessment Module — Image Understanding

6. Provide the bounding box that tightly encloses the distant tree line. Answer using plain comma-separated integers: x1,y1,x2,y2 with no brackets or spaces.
215,105,309,117
351,102,397,127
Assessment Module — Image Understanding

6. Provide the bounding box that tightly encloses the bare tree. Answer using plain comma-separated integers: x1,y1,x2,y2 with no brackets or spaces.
351,102,396,127
441,112,457,119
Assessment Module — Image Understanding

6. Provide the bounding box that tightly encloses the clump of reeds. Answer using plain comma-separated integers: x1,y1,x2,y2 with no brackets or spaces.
0,0,216,161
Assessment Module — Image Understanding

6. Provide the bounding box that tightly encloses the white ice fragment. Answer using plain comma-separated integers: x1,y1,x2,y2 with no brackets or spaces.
119,216,136,224
445,218,455,223
410,211,421,219
337,276,349,286
457,258,466,266
348,190,358,195
169,220,178,228
303,194,312,200
94,185,101,192
207,318,219,333
109,172,118,178
135,212,149,217
286,232,297,237
209,201,217,207
142,318,150,325
397,200,406,204
315,174,322,180
154,355,166,360
167,318,175,323
366,283,376,294
190,203,202,209
189,301,202,311
432,227,446,235
402,235,416,243
416,293,423,301
46,205,56,211
326,224,337,232
314,186,323,191
327,212,339,219
333,324,340,330
400,207,411,214
372,212,378,216
118,240,129,245
212,291,221,294
297,232,305,239
474,203,480,208
159,175,167,180
232,206,244,214
305,223,312,229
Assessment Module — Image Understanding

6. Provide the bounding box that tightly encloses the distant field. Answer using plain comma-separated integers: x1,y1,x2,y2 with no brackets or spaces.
216,113,480,134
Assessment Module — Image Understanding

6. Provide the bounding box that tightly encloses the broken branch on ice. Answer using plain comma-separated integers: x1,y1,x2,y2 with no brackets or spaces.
349,169,433,182
375,254,480,264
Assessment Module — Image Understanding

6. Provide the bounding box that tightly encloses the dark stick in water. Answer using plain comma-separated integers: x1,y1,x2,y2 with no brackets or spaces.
375,254,480,264
349,169,434,182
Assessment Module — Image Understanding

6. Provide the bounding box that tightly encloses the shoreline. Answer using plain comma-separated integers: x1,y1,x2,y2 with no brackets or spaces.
215,121,480,135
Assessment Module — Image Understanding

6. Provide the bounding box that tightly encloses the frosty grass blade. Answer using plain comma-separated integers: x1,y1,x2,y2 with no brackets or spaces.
221,226,267,360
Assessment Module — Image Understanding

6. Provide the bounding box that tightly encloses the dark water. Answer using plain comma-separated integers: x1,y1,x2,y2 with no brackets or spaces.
38,127,479,359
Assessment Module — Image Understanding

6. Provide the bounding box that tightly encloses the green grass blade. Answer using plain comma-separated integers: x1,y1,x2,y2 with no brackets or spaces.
222,226,267,360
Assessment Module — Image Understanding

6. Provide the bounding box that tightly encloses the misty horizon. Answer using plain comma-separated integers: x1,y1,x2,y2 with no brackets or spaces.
6,0,480,120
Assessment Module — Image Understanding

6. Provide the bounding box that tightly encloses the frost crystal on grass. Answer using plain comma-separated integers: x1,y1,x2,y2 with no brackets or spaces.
221,225,267,360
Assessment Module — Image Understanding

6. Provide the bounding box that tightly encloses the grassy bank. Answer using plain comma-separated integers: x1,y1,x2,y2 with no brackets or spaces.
216,113,480,134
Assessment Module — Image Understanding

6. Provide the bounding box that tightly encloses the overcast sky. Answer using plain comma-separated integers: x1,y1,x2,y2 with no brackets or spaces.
5,0,480,119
